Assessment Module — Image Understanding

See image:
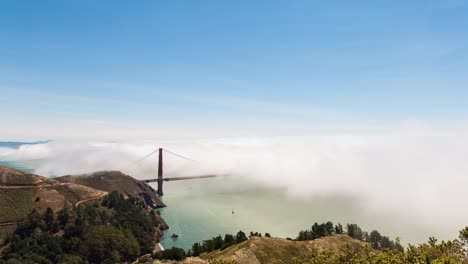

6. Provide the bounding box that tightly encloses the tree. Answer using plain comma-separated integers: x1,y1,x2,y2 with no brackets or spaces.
223,234,235,248
334,223,344,234
43,208,56,232
311,223,320,239
81,225,139,263
380,236,392,249
153,247,186,261
213,235,224,250
369,230,382,249
346,224,364,240
324,221,334,236
191,242,202,256
235,231,248,243
57,206,70,228
428,236,438,247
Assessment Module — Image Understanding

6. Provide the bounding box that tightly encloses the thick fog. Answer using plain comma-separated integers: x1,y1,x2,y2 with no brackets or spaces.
1,122,468,239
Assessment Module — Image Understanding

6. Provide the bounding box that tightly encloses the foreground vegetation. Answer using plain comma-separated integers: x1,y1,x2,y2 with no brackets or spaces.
294,229,468,264
0,191,161,264
154,222,400,261
296,222,404,251
155,223,468,264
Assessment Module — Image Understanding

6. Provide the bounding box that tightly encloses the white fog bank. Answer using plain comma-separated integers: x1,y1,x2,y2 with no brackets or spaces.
1,122,468,241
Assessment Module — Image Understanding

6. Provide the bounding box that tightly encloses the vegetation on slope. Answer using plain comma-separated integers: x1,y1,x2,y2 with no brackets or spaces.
153,230,468,264
0,165,168,245
293,228,468,264
296,221,403,251
153,222,468,264
0,191,164,264
200,235,369,264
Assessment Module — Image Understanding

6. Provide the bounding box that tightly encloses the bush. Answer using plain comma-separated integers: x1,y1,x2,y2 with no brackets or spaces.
153,247,186,260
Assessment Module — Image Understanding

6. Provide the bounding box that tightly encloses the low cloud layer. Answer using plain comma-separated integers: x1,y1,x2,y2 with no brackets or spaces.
1,122,468,239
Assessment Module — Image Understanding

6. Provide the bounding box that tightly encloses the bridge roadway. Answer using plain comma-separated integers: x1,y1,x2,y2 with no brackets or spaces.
143,174,221,183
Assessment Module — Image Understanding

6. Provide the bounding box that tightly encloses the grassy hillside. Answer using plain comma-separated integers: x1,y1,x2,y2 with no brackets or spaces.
0,188,38,223
0,165,170,244
56,170,166,208
0,164,54,186
0,164,108,227
201,235,368,264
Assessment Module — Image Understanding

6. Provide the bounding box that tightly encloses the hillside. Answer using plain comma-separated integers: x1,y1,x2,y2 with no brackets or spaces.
0,164,55,186
1,190,166,263
200,235,369,264
0,165,167,242
0,165,106,224
149,235,370,264
56,170,166,208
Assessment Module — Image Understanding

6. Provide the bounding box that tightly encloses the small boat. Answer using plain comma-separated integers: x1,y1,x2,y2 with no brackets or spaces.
171,233,179,238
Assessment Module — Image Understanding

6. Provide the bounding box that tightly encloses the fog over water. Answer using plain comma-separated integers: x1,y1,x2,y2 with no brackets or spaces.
1,122,468,249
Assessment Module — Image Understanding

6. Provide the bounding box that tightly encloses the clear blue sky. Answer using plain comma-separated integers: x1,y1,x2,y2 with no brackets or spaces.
1,1,468,140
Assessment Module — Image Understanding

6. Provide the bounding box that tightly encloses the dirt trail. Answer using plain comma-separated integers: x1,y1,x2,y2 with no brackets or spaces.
0,221,19,226
74,192,108,206
0,183,71,189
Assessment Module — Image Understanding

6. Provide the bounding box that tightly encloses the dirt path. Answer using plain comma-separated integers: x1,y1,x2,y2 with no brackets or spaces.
74,192,108,206
0,221,19,226
0,183,71,189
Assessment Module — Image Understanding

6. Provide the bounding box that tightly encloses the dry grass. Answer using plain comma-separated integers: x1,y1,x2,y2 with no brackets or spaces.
0,188,38,223
0,164,55,186
203,235,369,264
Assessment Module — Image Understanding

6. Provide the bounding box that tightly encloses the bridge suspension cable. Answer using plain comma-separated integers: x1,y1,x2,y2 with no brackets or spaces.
133,149,159,164
132,147,198,166
162,148,198,163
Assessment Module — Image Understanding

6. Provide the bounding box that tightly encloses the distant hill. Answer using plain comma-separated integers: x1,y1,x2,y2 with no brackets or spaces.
0,164,55,186
56,170,166,208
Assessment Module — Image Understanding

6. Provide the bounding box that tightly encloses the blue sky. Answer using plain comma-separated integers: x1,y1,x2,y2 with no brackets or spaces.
1,0,468,140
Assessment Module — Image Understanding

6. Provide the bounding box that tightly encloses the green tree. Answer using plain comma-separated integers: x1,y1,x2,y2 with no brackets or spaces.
369,230,382,249
153,247,186,261
191,242,202,256
334,223,344,234
81,225,139,263
57,206,70,228
235,231,248,243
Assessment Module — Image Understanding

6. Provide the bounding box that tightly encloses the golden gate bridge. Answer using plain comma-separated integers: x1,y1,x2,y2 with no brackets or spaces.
135,148,225,196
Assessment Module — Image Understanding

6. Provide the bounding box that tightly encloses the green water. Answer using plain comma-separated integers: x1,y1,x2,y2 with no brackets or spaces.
155,177,439,250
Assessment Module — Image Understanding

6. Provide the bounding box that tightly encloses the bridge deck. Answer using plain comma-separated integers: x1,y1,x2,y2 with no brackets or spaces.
143,174,219,183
